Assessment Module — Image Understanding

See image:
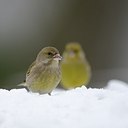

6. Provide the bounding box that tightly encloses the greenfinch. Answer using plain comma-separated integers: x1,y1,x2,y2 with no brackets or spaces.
60,42,91,89
22,47,62,95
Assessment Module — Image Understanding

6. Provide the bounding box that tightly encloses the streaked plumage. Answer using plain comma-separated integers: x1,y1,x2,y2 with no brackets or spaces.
60,42,91,89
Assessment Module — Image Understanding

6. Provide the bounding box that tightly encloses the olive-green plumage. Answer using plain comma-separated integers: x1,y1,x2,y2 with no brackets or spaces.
61,42,91,89
25,47,62,95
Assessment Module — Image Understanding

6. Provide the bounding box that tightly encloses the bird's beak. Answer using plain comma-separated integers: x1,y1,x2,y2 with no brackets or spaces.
69,51,75,58
53,54,62,60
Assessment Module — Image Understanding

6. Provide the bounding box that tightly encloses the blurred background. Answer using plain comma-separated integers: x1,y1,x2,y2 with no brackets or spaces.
0,0,128,89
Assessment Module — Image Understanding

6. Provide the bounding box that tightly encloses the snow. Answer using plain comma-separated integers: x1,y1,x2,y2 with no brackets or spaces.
0,80,128,128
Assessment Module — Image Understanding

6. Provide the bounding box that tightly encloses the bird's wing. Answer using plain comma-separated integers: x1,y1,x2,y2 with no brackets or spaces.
26,61,36,78
17,61,36,87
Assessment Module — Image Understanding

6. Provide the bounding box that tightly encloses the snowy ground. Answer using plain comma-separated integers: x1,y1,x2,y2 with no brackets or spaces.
0,80,128,128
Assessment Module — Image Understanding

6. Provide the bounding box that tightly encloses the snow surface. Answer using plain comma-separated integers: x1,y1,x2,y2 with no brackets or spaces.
0,80,128,128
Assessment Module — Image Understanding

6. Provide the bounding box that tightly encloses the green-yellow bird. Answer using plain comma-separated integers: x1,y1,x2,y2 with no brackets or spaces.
22,47,62,95
60,42,91,89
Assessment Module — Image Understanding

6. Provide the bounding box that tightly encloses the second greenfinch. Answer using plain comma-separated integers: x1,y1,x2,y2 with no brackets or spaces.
22,46,62,95
60,42,91,89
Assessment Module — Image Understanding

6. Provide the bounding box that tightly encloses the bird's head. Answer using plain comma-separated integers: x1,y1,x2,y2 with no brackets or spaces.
63,42,85,62
36,47,62,65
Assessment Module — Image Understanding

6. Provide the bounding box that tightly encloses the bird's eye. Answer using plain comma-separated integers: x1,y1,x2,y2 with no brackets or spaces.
48,52,52,55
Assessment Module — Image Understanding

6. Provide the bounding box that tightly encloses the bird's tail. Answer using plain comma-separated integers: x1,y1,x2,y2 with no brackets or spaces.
17,81,27,87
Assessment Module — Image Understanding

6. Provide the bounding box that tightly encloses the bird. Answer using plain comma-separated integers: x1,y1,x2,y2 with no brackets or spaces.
20,46,62,95
60,42,91,89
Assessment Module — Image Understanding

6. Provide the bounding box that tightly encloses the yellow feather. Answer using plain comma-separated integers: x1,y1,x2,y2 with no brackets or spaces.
60,42,91,89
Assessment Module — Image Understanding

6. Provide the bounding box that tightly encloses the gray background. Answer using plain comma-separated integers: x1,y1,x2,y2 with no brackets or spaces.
0,0,128,89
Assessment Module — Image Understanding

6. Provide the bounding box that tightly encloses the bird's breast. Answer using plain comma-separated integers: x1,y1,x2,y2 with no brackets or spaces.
26,64,61,94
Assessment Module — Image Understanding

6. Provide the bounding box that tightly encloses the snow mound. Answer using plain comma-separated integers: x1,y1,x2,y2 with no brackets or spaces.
0,80,128,128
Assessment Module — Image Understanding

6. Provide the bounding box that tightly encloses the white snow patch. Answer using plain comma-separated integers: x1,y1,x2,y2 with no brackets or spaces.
0,80,128,128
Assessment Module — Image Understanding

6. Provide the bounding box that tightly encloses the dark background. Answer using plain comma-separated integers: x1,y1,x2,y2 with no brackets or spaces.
0,0,128,89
